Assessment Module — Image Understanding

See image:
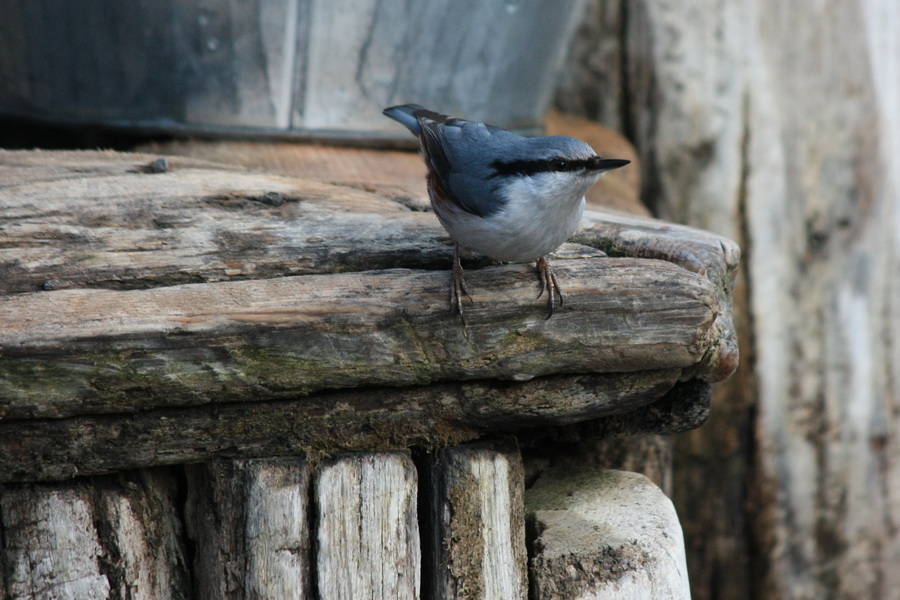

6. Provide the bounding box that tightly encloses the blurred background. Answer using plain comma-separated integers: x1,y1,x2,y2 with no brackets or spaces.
2,1,898,598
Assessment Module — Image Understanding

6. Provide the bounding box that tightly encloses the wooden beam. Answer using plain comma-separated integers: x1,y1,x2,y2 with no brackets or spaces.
0,370,678,482
0,258,720,418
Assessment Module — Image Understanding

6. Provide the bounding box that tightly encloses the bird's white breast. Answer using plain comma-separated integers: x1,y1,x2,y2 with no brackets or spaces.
436,172,596,263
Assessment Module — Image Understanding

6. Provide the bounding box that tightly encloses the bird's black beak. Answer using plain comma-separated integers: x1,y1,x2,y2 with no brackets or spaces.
591,157,631,172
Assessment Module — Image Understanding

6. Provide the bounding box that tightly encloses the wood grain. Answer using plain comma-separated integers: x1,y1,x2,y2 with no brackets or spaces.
0,258,719,418
185,459,312,599
315,452,420,600
0,484,111,599
96,469,190,600
426,440,527,600
0,150,738,482
0,370,679,483
559,1,900,597
0,469,192,600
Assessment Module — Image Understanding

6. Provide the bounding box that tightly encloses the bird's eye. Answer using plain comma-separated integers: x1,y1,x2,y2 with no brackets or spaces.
552,159,567,171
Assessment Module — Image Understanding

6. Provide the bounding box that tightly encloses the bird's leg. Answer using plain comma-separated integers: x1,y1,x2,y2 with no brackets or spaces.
450,243,474,317
536,256,563,319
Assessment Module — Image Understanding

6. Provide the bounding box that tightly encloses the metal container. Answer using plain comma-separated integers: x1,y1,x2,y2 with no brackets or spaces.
0,0,588,144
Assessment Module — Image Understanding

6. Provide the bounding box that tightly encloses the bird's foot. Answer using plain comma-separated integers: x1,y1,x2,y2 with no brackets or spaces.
450,243,474,320
536,256,563,319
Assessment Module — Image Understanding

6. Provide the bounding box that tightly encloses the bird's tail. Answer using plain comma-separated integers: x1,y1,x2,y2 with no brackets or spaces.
382,104,427,136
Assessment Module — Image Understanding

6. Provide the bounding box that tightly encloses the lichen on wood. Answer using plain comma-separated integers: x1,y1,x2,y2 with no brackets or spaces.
0,150,739,482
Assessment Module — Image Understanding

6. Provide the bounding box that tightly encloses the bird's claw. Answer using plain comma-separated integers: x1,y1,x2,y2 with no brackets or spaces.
448,249,562,322
450,243,474,321
536,256,563,319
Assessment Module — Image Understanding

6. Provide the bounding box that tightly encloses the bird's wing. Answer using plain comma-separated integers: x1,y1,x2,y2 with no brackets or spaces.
416,110,515,218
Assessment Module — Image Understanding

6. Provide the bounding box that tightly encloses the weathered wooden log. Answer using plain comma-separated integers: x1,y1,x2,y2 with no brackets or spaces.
0,469,189,600
0,150,738,482
526,469,690,599
315,452,420,600
426,440,528,600
0,261,716,414
0,371,676,483
184,458,311,599
0,484,111,599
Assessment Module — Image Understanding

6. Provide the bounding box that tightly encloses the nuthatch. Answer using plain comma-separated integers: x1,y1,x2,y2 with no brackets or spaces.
383,104,629,319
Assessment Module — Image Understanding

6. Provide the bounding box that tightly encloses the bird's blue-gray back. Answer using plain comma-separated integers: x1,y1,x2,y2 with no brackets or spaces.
420,116,523,218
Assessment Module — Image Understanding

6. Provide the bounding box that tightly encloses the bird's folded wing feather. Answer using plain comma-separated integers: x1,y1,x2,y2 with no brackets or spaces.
418,114,512,219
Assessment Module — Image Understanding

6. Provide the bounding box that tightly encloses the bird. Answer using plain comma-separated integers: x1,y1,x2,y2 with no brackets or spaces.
383,104,629,319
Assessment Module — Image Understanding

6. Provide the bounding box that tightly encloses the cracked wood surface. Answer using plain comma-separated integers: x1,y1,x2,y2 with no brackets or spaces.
0,150,739,482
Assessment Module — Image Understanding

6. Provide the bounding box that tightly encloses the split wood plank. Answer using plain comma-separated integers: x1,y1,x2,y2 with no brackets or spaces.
0,484,111,599
0,258,720,417
0,470,190,600
315,452,420,600
95,470,190,600
0,370,677,483
426,440,528,600
184,458,311,600
0,150,725,297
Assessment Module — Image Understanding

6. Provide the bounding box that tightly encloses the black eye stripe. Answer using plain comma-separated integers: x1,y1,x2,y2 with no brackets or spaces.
489,157,598,178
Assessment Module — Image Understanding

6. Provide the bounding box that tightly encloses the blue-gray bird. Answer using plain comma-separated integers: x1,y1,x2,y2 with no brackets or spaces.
383,104,629,319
